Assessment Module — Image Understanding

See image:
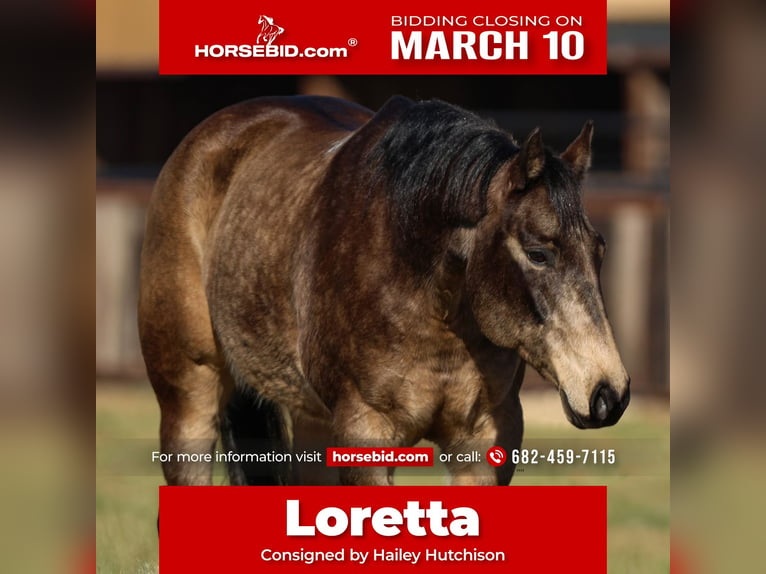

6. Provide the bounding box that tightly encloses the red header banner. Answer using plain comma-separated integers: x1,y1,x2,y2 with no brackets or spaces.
159,0,607,75
159,485,606,572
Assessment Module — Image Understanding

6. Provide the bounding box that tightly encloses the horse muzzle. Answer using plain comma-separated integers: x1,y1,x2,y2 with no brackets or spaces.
560,380,631,429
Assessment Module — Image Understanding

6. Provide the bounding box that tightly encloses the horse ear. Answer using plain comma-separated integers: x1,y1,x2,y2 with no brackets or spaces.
561,120,593,179
511,128,545,188
522,128,545,181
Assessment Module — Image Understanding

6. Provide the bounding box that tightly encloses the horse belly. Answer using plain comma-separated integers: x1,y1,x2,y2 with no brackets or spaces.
203,138,333,420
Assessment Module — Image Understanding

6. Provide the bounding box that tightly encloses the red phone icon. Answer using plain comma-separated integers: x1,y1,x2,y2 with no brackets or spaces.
486,446,507,467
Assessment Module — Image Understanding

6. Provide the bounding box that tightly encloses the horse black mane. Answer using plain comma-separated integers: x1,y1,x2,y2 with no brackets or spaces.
370,100,516,235
368,99,584,244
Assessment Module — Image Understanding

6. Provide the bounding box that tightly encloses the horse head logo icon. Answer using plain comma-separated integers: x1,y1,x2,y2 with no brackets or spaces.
257,15,285,46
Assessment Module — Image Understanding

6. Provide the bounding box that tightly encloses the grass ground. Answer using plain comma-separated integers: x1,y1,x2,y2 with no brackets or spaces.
96,381,669,573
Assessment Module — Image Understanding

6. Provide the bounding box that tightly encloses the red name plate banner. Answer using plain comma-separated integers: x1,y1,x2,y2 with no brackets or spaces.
159,0,606,75
159,486,606,572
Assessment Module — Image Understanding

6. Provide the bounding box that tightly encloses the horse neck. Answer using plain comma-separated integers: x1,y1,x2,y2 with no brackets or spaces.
410,227,473,317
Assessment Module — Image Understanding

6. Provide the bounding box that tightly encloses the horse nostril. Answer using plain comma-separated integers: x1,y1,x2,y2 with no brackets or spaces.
581,382,629,428
590,383,615,422
594,393,608,421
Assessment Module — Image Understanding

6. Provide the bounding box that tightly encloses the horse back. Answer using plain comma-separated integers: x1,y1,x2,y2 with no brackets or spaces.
145,96,372,256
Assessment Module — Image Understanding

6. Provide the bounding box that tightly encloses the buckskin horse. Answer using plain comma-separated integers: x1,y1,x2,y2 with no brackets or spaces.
138,95,630,487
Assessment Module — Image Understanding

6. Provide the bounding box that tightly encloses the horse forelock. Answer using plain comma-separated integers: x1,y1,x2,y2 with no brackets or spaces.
539,149,587,235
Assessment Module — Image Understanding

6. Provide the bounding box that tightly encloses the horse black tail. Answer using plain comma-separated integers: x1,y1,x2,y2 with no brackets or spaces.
220,385,291,485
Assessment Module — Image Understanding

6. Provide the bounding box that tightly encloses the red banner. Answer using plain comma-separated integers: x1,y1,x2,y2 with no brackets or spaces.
159,486,606,572
159,0,607,75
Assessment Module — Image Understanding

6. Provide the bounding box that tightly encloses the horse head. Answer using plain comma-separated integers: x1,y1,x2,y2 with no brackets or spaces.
464,123,630,429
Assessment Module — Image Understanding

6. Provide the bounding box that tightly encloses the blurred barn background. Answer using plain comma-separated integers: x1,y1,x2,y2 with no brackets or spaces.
96,3,669,397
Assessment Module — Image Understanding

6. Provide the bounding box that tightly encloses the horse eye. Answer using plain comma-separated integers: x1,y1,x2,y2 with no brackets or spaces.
526,249,552,267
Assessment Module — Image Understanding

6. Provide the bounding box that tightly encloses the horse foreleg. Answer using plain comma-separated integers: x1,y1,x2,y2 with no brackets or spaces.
332,394,399,486
489,362,525,485
439,418,503,486
439,365,525,486
291,417,340,485
489,387,524,485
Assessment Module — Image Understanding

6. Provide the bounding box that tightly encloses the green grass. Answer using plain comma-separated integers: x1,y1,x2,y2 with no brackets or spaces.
96,382,669,573
96,383,163,574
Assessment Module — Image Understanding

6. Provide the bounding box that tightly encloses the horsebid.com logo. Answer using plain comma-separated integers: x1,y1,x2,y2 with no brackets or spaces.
256,15,284,46
194,13,350,59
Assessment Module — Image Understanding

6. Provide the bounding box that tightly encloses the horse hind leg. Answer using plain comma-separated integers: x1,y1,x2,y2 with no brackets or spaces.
139,249,229,485
150,362,228,485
